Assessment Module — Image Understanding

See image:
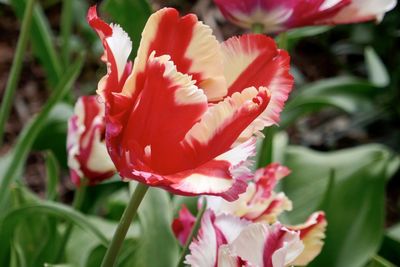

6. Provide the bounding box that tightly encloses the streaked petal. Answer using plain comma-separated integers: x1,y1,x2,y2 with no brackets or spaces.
228,223,304,267
67,96,115,185
288,211,327,266
125,8,226,101
326,0,397,23
185,211,250,267
87,6,132,98
183,86,270,164
168,138,256,201
114,53,208,176
221,34,293,133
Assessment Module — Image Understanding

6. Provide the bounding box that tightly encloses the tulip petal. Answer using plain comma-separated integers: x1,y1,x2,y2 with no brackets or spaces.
185,211,250,267
183,86,270,163
172,205,196,246
325,0,397,23
67,96,115,185
221,34,293,130
288,212,327,266
168,138,256,201
125,8,226,101
87,6,133,98
228,223,304,267
114,53,208,176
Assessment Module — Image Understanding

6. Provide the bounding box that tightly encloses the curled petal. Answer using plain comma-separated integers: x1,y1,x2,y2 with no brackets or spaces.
228,223,304,267
126,7,226,101
325,0,397,23
287,211,327,266
221,34,293,140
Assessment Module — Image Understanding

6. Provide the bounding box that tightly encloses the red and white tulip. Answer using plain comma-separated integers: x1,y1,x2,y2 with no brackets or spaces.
185,210,304,267
214,0,397,33
67,96,115,186
206,163,293,223
87,6,293,200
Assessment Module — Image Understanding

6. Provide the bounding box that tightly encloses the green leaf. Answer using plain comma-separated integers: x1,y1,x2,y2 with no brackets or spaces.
45,151,59,201
101,0,152,54
280,144,395,267
365,46,390,87
282,77,380,127
129,185,179,267
0,55,84,208
0,201,109,265
65,216,139,267
367,255,396,267
10,0,62,87
379,224,400,265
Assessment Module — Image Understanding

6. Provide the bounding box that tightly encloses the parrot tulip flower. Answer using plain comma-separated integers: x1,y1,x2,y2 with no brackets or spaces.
206,163,293,223
214,0,397,33
87,6,293,200
185,210,304,267
67,96,116,186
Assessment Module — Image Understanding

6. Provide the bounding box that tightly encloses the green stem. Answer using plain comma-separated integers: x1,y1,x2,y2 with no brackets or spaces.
60,0,72,67
251,23,264,34
55,181,87,261
101,183,149,267
0,0,36,145
176,200,207,267
0,56,84,208
277,32,288,50
257,126,276,168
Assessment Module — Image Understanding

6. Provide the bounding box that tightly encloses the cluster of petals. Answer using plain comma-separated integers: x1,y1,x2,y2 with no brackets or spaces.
214,0,397,33
67,96,115,186
87,6,293,200
172,163,327,266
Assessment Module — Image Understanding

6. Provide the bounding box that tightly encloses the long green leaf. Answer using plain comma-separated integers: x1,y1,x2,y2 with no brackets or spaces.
45,150,59,201
280,144,395,267
10,0,62,86
365,46,390,87
0,55,84,208
0,201,109,265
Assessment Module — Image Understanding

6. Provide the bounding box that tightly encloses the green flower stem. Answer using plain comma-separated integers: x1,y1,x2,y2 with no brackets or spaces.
257,126,277,168
55,181,87,262
251,23,264,34
0,0,36,145
277,32,288,50
101,183,149,267
176,200,207,267
60,0,72,67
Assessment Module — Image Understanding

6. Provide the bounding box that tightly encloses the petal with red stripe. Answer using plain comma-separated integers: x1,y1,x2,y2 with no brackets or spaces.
124,8,226,101
287,211,327,266
222,34,293,129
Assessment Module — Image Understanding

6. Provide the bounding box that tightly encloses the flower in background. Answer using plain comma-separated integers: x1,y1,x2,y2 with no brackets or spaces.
67,96,115,186
87,6,293,200
185,210,304,267
172,163,328,266
213,0,397,33
206,163,293,223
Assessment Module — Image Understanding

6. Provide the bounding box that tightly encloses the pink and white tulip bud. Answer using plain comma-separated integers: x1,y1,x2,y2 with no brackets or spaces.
214,0,397,33
67,96,115,186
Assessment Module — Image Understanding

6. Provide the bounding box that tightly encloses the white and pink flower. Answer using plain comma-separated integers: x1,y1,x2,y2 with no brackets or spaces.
214,0,397,33
185,210,304,267
87,6,293,200
67,96,115,186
